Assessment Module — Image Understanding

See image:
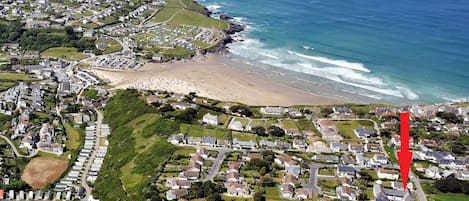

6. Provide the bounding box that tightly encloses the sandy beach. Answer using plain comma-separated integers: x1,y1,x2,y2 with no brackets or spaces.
92,54,346,106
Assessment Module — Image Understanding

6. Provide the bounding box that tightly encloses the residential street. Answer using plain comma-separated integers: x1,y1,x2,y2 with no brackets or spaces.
81,110,103,200
204,149,229,181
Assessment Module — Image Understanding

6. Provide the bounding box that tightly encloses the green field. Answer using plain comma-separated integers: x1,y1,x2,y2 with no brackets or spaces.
232,131,256,141
281,120,299,129
434,193,469,201
336,120,374,140
64,123,81,151
42,47,87,60
96,39,123,54
0,73,39,91
170,9,229,30
180,123,230,140
151,7,179,23
265,187,291,201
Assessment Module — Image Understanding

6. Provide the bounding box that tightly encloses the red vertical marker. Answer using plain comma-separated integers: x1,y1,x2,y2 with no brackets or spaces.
397,112,412,191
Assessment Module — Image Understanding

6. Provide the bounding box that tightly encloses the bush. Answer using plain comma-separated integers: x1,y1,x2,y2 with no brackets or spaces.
142,117,180,138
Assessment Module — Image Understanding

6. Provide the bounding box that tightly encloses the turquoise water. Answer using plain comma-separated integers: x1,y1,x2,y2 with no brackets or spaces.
199,0,469,104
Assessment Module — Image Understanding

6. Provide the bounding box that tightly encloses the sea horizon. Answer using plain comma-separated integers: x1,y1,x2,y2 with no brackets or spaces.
198,0,469,105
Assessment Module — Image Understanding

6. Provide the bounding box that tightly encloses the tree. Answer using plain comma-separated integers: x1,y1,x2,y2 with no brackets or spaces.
175,108,198,123
252,126,267,136
261,176,275,187
230,105,253,117
269,125,285,137
358,193,368,201
254,192,266,201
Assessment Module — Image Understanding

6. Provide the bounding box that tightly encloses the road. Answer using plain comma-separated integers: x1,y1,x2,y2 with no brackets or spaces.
204,149,229,181
81,110,103,200
307,163,322,194
0,133,37,158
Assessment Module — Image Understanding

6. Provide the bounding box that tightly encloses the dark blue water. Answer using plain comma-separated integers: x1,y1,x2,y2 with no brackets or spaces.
200,0,469,103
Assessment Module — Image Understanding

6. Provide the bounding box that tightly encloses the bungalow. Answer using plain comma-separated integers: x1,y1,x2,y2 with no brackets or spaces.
333,107,353,115
336,186,357,201
353,128,375,139
169,179,191,189
438,159,466,170
186,137,201,145
424,166,441,179
424,151,455,163
377,168,400,180
233,138,256,149
275,140,292,150
292,139,307,150
184,161,201,172
370,155,388,166
227,172,241,183
245,153,263,161
201,136,217,147
172,102,198,110
168,134,185,145
365,144,381,152
287,108,303,117
166,189,188,200
180,171,199,180
341,155,357,165
225,182,251,197
279,184,294,199
337,165,357,178
191,154,204,165
229,120,244,131
339,177,354,188
348,144,364,153
216,139,229,148
259,140,276,149
286,165,301,178
197,147,209,159
260,106,286,115
312,155,339,163
227,161,242,173
202,113,219,126
295,188,310,200
275,155,297,168
456,170,469,181
283,174,298,186
331,142,348,152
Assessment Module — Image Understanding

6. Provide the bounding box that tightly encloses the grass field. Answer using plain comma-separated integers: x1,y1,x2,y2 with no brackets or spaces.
434,193,469,201
64,123,81,151
180,123,230,140
336,120,374,140
152,7,179,22
21,157,68,189
96,39,123,54
281,120,299,129
0,73,39,91
42,47,87,60
170,9,229,30
232,131,256,141
265,187,291,201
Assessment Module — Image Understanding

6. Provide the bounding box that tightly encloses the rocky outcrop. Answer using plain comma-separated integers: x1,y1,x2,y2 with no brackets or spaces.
225,23,245,34
220,14,233,20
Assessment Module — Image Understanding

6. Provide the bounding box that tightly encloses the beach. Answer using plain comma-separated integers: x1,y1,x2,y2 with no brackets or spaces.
92,54,349,106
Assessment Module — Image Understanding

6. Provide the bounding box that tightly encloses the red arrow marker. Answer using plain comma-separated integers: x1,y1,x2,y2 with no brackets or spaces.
397,112,412,191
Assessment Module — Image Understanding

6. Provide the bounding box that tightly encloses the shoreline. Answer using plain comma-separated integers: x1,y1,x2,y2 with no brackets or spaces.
92,54,354,106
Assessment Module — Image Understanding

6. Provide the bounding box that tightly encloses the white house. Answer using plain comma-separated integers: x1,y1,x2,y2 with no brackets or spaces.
202,113,219,126
377,169,399,180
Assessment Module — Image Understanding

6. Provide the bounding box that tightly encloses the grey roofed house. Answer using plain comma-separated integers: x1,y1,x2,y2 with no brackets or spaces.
186,136,201,145
331,142,348,152
313,155,339,163
424,151,455,162
337,165,356,178
233,138,256,149
201,136,217,146
333,107,352,114
286,165,301,178
259,139,276,148
354,127,375,138
349,144,364,153
275,140,292,150
260,106,286,115
341,155,357,165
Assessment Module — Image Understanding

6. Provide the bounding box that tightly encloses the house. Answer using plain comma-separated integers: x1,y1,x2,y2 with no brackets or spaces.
373,183,414,201
227,161,242,173
353,128,375,139
260,107,286,115
336,186,357,201
168,134,185,145
438,159,466,170
202,113,219,126
333,107,353,115
377,168,400,180
186,137,201,145
172,102,198,110
197,147,209,159
275,140,292,150
180,171,199,180
424,151,455,163
168,179,191,189
227,172,241,183
312,155,339,163
424,166,441,179
245,152,263,161
279,184,294,199
295,188,310,200
275,155,297,168
370,155,388,166
337,165,356,178
184,161,201,172
229,120,244,131
201,136,217,147
166,189,188,200
283,174,298,186
259,140,276,149
341,155,357,165
191,154,204,165
348,144,364,153
292,140,307,150
286,165,301,178
365,144,381,152
338,177,354,188
331,142,348,152
225,182,251,197
233,138,256,149
456,170,469,181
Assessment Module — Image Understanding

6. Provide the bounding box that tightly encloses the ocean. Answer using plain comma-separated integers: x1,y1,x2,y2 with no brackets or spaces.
198,0,469,104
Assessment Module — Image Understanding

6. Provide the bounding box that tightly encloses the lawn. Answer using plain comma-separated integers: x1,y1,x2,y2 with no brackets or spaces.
161,47,195,58
0,73,38,81
218,114,231,126
180,123,230,140
281,120,299,129
96,38,123,54
250,119,266,128
232,131,257,141
319,168,336,176
266,119,280,128
265,187,291,201
233,117,251,127
434,193,469,201
319,178,338,194
169,9,229,30
151,7,179,23
336,120,374,140
64,123,81,151
41,47,87,60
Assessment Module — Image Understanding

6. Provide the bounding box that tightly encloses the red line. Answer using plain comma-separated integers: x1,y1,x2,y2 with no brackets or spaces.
400,112,410,152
